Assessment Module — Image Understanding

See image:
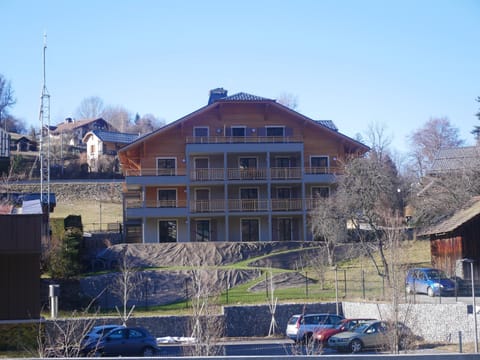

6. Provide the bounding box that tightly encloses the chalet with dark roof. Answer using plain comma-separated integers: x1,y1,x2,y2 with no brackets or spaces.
50,117,112,147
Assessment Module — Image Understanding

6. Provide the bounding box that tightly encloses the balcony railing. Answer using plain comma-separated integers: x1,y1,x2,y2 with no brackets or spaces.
125,166,339,178
125,198,323,212
186,135,303,144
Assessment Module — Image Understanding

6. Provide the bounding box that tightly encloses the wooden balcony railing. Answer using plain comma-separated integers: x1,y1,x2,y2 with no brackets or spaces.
125,166,339,178
126,198,323,212
186,135,303,144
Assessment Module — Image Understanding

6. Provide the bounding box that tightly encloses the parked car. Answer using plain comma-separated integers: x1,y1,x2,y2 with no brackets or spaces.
80,324,124,353
286,313,344,342
327,320,418,353
81,326,158,357
313,318,375,345
405,267,456,297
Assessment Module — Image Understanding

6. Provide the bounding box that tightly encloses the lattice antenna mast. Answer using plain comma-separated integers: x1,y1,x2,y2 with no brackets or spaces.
39,33,50,210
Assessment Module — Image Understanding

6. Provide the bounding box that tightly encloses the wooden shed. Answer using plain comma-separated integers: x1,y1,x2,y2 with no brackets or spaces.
419,196,480,281
0,214,42,320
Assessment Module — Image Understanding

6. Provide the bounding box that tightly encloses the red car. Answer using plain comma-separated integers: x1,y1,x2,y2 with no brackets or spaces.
313,318,375,345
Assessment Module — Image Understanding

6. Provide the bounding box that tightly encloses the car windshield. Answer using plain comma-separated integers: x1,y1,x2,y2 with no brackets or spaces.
425,270,448,280
353,323,371,333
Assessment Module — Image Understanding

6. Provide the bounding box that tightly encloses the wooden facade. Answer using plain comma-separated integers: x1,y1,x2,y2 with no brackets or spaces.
118,90,369,243
0,214,42,320
426,199,480,281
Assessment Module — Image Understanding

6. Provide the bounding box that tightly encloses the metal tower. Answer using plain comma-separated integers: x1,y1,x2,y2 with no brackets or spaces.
39,33,50,214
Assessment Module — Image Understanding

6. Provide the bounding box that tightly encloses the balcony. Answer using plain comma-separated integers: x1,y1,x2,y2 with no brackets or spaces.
186,135,303,144
125,198,320,214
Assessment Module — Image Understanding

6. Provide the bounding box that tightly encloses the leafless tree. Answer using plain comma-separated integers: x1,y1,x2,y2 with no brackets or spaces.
102,105,132,132
75,96,104,119
131,113,165,135
364,122,393,164
0,74,16,128
276,92,298,110
407,117,464,178
184,267,224,356
109,245,142,325
309,193,347,266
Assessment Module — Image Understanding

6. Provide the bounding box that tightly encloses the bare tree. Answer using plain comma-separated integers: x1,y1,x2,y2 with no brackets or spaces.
109,245,142,325
75,96,104,119
184,267,224,356
407,117,464,178
471,96,480,142
102,105,132,132
309,193,346,266
131,113,165,135
0,74,16,129
364,122,393,164
276,92,298,110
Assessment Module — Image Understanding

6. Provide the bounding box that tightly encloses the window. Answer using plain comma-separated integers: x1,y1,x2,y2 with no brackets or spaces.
241,188,258,211
195,189,210,212
312,187,329,198
310,156,329,172
195,220,210,242
239,157,257,169
158,220,177,243
266,126,284,136
157,158,176,176
158,189,177,207
194,127,209,137
231,126,246,137
241,219,259,241
277,188,291,199
278,218,292,241
275,157,290,167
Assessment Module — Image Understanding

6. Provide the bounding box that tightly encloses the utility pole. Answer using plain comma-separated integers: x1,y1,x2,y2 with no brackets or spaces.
39,33,51,243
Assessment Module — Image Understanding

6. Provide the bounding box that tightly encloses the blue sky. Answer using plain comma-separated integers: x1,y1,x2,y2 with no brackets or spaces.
2,0,479,153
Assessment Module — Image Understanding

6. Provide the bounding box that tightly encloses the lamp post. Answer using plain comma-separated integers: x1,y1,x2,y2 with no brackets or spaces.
462,258,478,353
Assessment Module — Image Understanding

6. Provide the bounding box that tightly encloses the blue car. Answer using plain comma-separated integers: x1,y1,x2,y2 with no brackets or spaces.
81,326,158,357
405,267,456,297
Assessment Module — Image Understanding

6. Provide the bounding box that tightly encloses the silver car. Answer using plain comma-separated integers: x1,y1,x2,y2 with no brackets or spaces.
286,313,344,342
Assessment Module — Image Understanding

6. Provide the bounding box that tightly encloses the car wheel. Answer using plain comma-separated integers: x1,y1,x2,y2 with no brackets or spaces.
349,339,363,353
427,287,435,297
142,346,155,357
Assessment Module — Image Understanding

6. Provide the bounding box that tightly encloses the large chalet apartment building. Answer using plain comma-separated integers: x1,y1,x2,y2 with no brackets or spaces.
118,89,368,243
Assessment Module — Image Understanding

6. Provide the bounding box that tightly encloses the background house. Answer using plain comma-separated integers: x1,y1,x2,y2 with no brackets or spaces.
118,88,369,243
9,132,36,152
82,130,139,172
50,117,112,149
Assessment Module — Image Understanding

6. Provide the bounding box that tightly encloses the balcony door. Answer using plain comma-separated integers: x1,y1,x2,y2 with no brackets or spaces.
240,188,258,210
157,157,176,176
241,219,259,242
158,189,177,207
158,220,177,243
194,158,209,180
278,218,293,241
276,187,291,210
195,220,210,242
195,188,210,212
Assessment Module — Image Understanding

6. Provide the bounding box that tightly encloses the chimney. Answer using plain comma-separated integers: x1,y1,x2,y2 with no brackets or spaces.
64,117,73,123
208,88,228,105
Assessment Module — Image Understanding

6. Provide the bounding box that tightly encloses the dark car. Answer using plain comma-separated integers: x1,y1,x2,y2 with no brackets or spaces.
405,267,456,297
80,324,124,353
82,326,158,357
313,318,375,345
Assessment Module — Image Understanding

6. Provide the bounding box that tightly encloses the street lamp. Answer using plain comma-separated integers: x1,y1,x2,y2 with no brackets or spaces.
462,258,478,353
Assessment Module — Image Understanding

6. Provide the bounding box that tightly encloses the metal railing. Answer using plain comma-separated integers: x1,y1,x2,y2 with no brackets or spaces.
185,135,303,144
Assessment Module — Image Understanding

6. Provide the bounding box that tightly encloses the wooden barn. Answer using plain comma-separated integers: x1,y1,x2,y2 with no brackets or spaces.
420,196,480,282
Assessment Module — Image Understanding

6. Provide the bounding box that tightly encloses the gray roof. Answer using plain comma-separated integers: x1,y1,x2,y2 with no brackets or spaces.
219,92,271,102
92,130,139,144
419,196,480,236
429,146,480,173
315,120,338,131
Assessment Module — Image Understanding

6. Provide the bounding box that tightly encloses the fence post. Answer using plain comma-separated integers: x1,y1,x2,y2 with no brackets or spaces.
305,271,309,298
459,331,462,353
185,278,189,309
362,270,365,299
265,272,269,299
226,277,229,305
344,269,347,297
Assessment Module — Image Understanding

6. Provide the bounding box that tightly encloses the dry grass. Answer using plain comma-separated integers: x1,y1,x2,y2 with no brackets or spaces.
52,200,122,231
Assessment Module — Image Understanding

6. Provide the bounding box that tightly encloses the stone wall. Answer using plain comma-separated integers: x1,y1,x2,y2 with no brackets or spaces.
342,301,478,343
65,301,480,344
6,181,122,203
